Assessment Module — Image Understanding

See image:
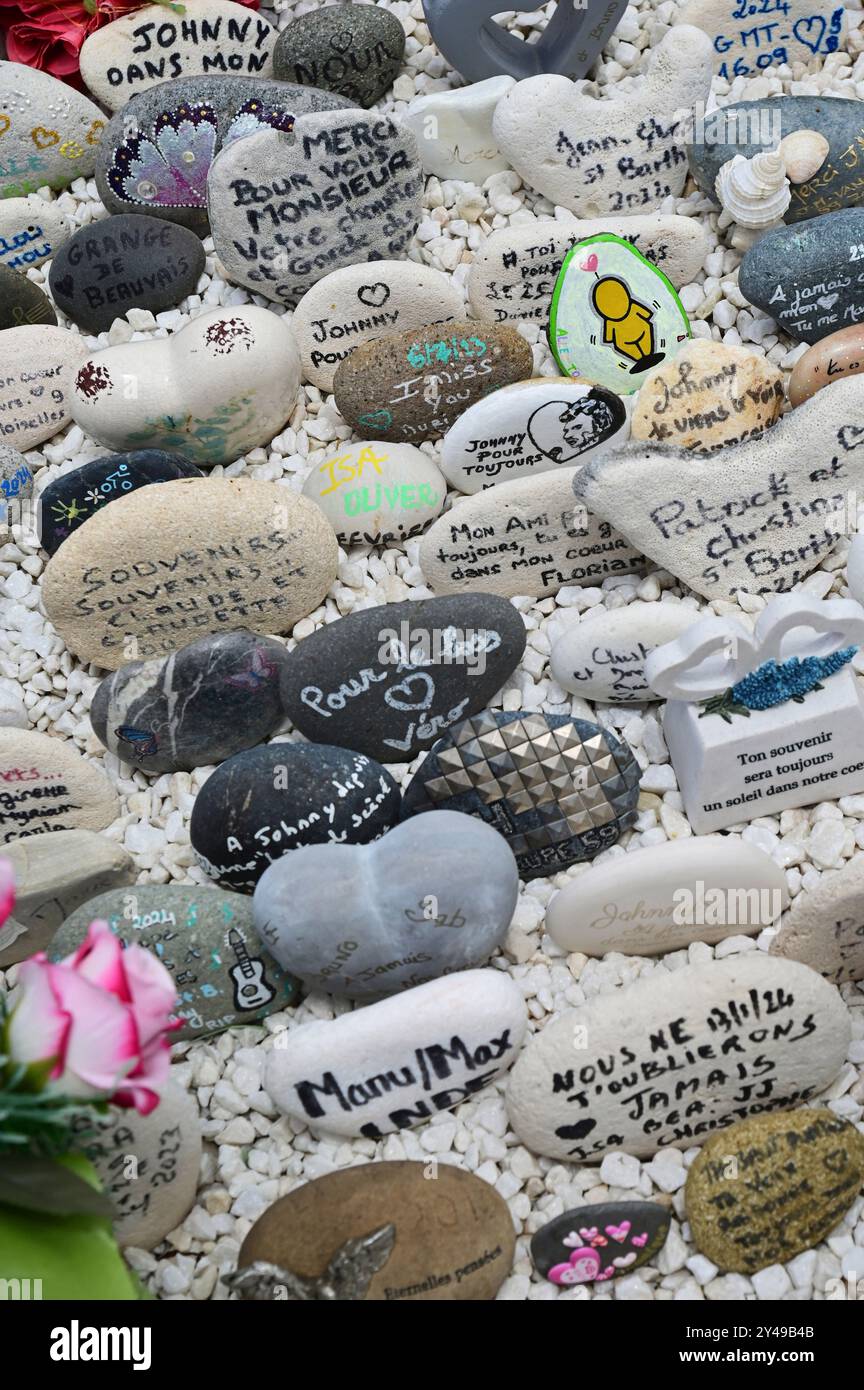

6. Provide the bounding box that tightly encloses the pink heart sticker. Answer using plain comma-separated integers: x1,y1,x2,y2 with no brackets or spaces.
579,1227,599,1241
595,1266,616,1281
606,1221,631,1242
632,1232,649,1248
580,252,599,272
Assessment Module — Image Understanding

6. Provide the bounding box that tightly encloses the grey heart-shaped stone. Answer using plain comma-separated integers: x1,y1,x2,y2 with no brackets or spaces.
252,811,519,999
421,0,628,82
573,377,864,600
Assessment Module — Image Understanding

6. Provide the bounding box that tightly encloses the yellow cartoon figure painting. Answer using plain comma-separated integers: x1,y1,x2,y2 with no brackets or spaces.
591,275,665,374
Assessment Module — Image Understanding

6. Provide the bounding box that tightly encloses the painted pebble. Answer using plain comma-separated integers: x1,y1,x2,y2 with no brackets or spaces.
50,884,300,1040
0,728,119,845
90,631,289,774
292,260,463,392
549,601,703,703
333,321,533,442
531,1202,671,1285
49,214,206,334
403,77,514,182
68,306,301,465
273,3,406,107
631,341,784,452
0,195,71,273
770,853,864,983
545,837,789,957
506,955,850,1162
189,743,401,892
237,1161,515,1301
67,1082,201,1250
0,829,135,968
253,811,518,999
37,450,202,557
302,439,445,545
468,216,710,326
0,62,106,199
0,324,86,450
278,593,526,762
0,264,56,330
208,113,423,305
550,235,691,395
739,209,864,345
788,323,864,406
572,376,864,600
419,467,642,599
402,710,641,881
686,1110,864,1274
0,443,33,527
491,28,713,216
79,0,277,111
41,478,337,669
263,968,526,1138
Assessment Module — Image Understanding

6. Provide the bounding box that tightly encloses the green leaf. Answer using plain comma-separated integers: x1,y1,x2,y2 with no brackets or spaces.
0,1156,114,1216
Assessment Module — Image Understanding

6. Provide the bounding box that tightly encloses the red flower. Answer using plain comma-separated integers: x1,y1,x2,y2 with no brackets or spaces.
0,0,260,85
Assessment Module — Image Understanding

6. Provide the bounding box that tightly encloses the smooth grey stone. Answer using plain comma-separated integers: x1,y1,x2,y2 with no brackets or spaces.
49,883,301,1040
0,262,56,330
688,96,864,225
273,4,406,107
253,810,519,999
91,630,289,774
96,74,352,230
421,0,627,83
739,209,864,345
0,443,33,527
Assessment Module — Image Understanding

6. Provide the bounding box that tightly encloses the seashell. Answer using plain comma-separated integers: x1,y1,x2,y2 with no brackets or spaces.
715,149,791,230
778,128,830,184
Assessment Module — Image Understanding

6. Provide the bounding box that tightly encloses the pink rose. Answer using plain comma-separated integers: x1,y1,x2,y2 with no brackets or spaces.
6,920,179,1115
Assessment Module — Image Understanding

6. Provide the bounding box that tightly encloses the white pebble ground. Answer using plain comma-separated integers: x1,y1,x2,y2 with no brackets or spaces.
2,0,864,1302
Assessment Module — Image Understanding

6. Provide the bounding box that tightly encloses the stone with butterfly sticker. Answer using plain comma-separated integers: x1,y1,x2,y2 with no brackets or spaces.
273,2,406,108
49,883,301,1042
531,1202,671,1285
90,630,290,775
0,61,106,200
0,262,56,331
278,593,527,762
739,207,864,345
95,75,352,231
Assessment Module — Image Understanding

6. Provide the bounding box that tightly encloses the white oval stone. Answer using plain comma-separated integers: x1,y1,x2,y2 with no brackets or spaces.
546,837,789,956
292,260,463,391
0,62,106,199
771,854,864,983
0,196,72,273
0,728,119,846
79,0,276,112
69,1082,201,1249
468,216,709,325
403,75,515,181
0,325,86,449
419,466,642,598
264,968,526,1138
440,378,630,494
69,307,300,465
549,601,702,702
302,439,445,544
506,955,850,1162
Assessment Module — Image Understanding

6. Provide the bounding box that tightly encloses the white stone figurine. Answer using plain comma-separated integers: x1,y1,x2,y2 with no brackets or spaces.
644,593,864,833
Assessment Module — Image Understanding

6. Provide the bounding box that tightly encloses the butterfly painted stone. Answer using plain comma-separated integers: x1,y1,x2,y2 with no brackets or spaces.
531,1203,671,1285
38,450,202,557
90,630,290,775
0,62,106,199
550,234,692,395
95,76,352,230
421,0,627,83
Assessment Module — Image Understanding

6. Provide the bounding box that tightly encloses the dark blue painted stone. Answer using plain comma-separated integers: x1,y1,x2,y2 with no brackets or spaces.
531,1202,671,1285
189,742,402,891
38,450,201,555
688,96,864,225
401,709,640,881
739,209,864,345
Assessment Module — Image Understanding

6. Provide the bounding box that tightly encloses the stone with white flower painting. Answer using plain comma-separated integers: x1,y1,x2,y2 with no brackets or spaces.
549,601,703,703
403,76,515,181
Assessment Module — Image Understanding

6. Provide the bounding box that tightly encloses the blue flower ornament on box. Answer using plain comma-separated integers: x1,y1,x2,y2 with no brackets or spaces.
644,594,864,833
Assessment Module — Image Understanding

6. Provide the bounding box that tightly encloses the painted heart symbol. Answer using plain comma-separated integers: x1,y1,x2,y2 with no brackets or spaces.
839,424,864,452
580,253,598,272
613,1252,637,1268
384,672,435,712
578,1227,599,1242
30,127,60,150
817,293,839,311
606,1221,631,1242
555,1118,596,1144
595,1266,616,1281
357,282,391,309
526,392,625,464
631,1232,649,1248
792,14,826,53
0,115,10,138
358,409,393,431
30,385,45,398
329,29,354,53
562,1231,582,1248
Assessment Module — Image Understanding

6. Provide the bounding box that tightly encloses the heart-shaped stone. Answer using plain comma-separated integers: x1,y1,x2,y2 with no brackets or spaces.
253,811,519,999
421,0,627,82
491,26,713,216
69,306,300,464
573,377,864,600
